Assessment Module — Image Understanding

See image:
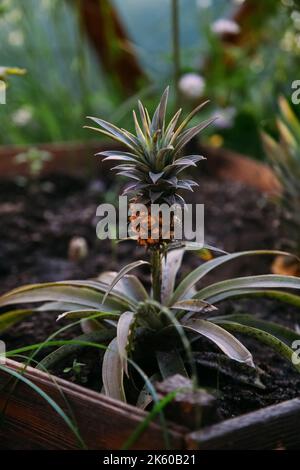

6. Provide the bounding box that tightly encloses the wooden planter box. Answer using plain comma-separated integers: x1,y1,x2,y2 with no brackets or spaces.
0,140,290,450
0,359,185,450
0,359,300,450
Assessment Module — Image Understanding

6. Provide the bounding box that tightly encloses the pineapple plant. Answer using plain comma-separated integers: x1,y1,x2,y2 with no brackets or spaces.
262,97,300,276
85,87,214,249
1,88,300,413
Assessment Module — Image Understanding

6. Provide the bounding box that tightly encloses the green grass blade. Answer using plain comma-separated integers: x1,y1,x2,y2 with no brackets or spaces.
37,331,115,370
122,390,178,450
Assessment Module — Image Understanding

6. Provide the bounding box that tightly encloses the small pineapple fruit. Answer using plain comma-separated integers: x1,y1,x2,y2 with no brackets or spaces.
128,200,177,247
86,87,215,246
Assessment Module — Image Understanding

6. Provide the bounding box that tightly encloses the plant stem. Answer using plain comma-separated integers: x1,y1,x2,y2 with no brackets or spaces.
151,248,162,302
171,0,181,108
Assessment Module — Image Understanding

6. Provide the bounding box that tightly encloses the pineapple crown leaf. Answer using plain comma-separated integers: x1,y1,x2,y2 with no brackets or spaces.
171,99,210,142
87,87,215,203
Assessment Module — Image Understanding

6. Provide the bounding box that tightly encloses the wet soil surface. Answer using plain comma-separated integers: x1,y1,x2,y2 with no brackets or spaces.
0,172,299,425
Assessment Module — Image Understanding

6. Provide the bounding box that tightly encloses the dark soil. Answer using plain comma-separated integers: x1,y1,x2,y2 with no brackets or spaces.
0,172,299,425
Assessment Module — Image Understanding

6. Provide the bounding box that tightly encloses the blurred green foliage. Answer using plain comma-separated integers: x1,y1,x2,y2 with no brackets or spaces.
262,96,300,254
0,0,120,144
0,0,299,161
199,0,300,157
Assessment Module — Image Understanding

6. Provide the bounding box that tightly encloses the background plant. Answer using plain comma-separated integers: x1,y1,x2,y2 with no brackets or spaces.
262,97,300,272
1,0,300,161
189,0,300,157
14,146,53,183
0,0,117,144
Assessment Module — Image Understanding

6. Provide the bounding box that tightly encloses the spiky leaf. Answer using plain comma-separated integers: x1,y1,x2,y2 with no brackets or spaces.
183,319,255,367
102,337,126,401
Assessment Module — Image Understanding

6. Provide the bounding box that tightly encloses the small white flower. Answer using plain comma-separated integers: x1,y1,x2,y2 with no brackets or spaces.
8,29,24,47
178,73,206,100
291,11,300,30
281,31,295,52
12,106,33,126
212,107,236,129
211,18,240,36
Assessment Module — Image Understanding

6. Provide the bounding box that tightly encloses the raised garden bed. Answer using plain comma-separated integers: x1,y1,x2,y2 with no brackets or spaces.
1,141,299,451
0,359,300,450
0,359,185,450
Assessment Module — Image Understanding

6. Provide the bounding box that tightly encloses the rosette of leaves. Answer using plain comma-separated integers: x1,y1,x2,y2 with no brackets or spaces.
2,90,300,405
1,248,300,403
262,97,300,276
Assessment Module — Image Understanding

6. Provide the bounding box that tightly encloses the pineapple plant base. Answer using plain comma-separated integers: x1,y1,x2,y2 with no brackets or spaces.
2,300,300,429
1,170,300,428
1,357,300,450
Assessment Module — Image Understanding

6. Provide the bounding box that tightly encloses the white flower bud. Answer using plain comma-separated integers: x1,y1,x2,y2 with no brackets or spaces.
178,73,205,100
211,18,240,36
213,107,236,129
12,106,33,126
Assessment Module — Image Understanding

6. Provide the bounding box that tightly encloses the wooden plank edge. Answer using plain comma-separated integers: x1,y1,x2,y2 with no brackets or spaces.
201,144,281,195
186,398,300,450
